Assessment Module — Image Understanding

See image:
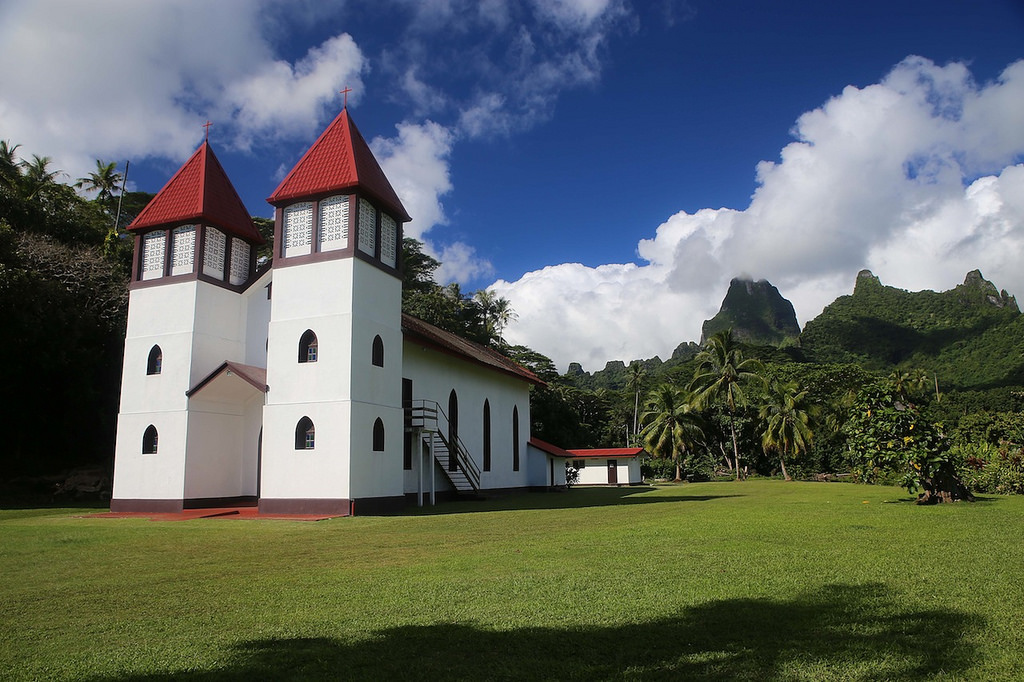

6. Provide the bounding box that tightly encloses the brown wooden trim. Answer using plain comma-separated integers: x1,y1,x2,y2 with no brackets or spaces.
161,227,173,276
129,270,197,291
273,206,284,260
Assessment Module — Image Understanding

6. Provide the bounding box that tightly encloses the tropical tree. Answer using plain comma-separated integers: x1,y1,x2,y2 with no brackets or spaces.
490,295,517,346
690,329,765,480
75,160,123,203
843,376,973,503
639,383,705,481
474,288,517,347
759,380,814,481
626,361,647,437
0,140,22,190
20,154,64,200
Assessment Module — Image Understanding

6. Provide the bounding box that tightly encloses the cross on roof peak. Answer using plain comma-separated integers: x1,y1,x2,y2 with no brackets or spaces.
202,120,212,141
340,87,352,109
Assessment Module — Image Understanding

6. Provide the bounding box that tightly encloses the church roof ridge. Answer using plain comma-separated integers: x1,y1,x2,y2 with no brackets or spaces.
267,108,411,222
128,141,264,244
401,313,544,386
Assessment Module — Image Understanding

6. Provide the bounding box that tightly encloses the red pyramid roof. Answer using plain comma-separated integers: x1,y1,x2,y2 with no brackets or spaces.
128,142,264,244
268,108,411,222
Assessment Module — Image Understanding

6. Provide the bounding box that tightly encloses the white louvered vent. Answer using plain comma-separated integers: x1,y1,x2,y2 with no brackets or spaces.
203,228,226,279
230,238,250,285
358,198,376,256
283,202,313,257
142,231,165,280
381,213,397,267
170,225,196,276
318,195,349,252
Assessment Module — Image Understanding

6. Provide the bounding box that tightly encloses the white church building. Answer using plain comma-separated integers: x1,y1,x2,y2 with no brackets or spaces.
111,107,565,516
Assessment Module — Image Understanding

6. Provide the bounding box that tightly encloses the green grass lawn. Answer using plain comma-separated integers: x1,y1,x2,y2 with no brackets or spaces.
1,481,1022,680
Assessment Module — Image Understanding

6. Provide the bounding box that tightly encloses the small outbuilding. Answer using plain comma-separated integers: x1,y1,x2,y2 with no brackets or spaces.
566,448,646,486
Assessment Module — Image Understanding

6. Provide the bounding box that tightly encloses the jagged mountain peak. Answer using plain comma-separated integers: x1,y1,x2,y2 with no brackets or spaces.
700,277,800,346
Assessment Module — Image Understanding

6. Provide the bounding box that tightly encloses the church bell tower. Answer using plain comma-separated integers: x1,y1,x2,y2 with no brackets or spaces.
258,105,410,515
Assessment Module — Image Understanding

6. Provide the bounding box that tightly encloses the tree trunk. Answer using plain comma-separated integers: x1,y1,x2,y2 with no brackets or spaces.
718,442,733,472
728,411,742,480
779,455,791,481
916,462,975,504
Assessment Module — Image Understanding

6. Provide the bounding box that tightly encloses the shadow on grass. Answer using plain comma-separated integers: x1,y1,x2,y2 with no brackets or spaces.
399,485,743,516
90,583,983,681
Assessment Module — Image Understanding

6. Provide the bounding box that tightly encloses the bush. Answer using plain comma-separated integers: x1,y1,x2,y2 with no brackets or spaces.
642,457,676,481
950,442,1024,495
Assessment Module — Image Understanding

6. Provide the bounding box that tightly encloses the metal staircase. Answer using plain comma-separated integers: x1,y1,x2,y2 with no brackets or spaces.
406,399,481,494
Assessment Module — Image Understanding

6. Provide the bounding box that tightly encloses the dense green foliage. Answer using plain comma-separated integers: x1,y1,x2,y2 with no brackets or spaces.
4,482,1024,679
0,142,140,479
802,269,1023,386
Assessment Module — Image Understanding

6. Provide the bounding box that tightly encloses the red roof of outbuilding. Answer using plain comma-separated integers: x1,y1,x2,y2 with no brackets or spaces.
128,142,263,243
267,108,411,222
567,448,647,458
529,437,572,457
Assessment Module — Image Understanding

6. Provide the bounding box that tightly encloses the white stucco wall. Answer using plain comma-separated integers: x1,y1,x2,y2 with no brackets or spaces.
114,277,255,504
260,402,352,499
402,341,532,493
112,411,187,501
261,257,403,503
183,391,264,500
191,281,246,385
243,269,273,369
526,446,567,487
572,458,641,485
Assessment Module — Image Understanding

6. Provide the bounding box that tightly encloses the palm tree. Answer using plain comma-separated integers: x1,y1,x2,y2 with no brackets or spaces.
0,140,22,190
75,160,123,203
20,154,64,200
639,383,705,482
473,289,517,347
690,329,765,480
490,295,517,346
626,362,647,438
759,380,814,481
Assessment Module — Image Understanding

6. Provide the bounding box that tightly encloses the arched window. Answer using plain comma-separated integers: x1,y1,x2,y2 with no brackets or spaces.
295,417,315,450
373,418,385,452
142,425,159,454
512,406,520,472
147,345,163,375
482,400,491,472
298,330,318,363
448,389,459,471
372,335,384,367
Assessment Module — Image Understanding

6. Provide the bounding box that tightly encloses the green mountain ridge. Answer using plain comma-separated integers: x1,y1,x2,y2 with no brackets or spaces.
801,269,1023,390
568,269,1023,393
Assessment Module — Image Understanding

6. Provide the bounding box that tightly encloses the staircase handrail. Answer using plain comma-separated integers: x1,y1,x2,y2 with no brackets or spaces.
409,399,481,491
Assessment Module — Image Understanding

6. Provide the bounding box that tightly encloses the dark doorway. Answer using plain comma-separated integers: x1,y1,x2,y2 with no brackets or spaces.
607,459,618,485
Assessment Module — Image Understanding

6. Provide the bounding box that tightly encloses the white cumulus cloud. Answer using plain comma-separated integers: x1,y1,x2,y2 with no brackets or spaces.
494,57,1024,371
0,0,364,184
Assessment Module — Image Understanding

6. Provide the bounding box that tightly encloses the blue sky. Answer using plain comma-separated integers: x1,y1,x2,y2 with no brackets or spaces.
2,1,1023,370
